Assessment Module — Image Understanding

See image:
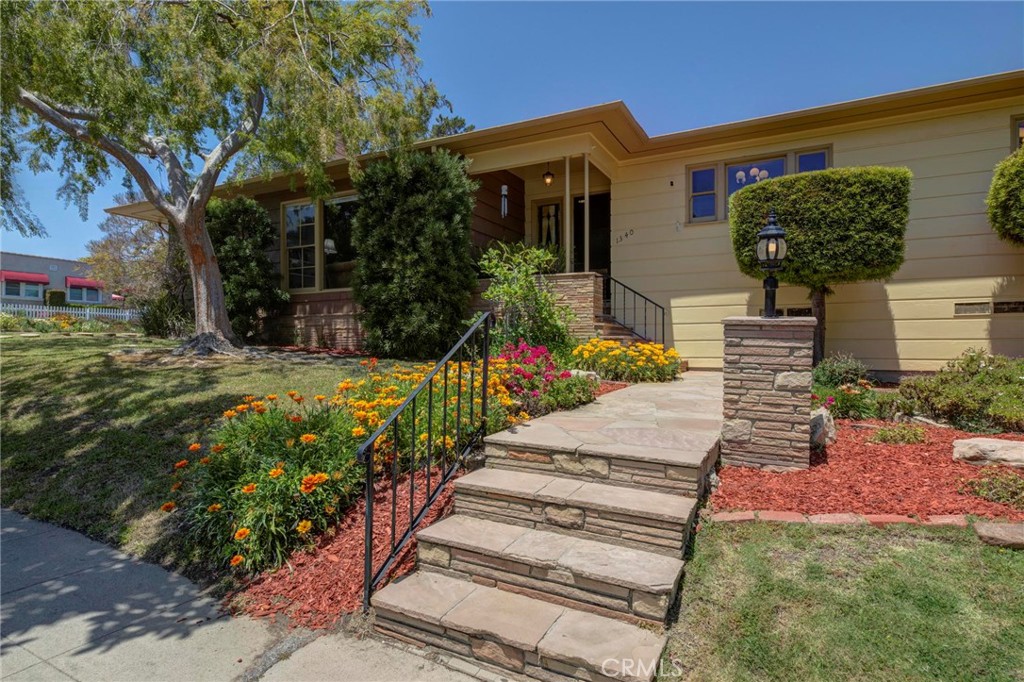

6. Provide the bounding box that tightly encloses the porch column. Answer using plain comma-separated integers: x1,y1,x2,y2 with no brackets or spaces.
584,152,590,272
564,156,571,272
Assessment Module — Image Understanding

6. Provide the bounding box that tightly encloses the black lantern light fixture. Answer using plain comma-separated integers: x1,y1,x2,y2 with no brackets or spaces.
542,162,555,187
755,210,787,318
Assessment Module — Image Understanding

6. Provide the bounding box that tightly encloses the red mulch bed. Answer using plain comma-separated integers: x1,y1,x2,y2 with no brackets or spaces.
234,468,456,629
595,380,629,397
267,345,365,357
712,420,1024,521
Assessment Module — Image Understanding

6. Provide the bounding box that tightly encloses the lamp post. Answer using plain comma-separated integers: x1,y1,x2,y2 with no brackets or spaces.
756,210,787,318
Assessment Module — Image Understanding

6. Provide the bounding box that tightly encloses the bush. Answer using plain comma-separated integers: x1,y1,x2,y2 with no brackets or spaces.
571,338,682,382
986,148,1024,246
497,341,596,415
139,291,194,338
874,391,913,421
353,149,479,359
961,468,1024,511
480,242,573,349
812,352,869,387
205,197,289,340
813,382,876,419
730,166,912,362
44,289,65,306
899,349,1024,432
0,312,23,331
870,424,926,444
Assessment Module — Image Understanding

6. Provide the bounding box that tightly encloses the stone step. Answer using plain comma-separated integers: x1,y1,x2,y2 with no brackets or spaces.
484,420,719,496
372,571,666,682
416,515,684,624
453,468,696,557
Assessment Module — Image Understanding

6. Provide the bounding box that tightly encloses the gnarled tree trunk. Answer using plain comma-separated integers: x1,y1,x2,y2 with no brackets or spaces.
810,287,827,365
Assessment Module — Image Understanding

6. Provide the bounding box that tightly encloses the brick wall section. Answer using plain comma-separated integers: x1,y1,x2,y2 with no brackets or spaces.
273,273,604,348
720,316,815,471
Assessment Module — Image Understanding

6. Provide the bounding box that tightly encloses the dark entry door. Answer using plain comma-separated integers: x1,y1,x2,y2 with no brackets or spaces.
573,192,611,274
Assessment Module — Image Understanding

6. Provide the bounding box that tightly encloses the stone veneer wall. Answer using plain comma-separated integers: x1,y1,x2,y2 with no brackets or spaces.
720,316,815,471
274,272,604,348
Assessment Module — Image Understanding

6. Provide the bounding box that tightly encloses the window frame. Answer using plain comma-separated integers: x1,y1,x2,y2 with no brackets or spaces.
321,192,360,291
279,192,361,294
68,285,100,303
685,145,832,224
1013,115,1024,151
4,281,44,299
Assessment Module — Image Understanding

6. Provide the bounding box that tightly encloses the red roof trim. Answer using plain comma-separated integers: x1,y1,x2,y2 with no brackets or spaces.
66,276,103,289
0,270,49,284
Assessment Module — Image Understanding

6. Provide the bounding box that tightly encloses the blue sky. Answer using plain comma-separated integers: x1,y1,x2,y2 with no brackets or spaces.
5,1,1023,260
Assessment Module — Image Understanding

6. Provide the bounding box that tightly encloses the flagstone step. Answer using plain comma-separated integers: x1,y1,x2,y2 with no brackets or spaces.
483,411,720,497
453,468,696,557
372,571,666,682
416,515,684,624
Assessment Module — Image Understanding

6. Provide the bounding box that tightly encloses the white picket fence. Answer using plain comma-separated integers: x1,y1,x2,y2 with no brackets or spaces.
1,302,142,322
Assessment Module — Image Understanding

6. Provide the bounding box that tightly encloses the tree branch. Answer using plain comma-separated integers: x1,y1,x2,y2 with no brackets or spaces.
190,87,264,207
16,87,180,222
140,134,189,204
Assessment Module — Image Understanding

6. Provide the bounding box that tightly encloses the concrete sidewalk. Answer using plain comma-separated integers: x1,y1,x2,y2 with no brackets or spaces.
0,509,471,682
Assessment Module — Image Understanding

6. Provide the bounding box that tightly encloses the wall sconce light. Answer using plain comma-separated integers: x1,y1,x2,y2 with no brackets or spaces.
500,185,509,218
543,163,555,187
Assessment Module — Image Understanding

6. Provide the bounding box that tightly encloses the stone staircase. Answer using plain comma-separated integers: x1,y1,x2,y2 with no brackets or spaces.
370,374,724,682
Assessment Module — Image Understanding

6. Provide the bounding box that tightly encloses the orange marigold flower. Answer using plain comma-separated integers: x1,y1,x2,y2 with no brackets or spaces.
299,482,315,494
242,395,256,403
234,527,250,541
254,406,267,414
314,395,326,402
266,394,278,401
296,520,312,534
211,444,225,454
352,426,367,438
230,554,245,567
174,459,189,470
286,390,298,398
241,483,257,494
289,415,303,423
268,468,284,478
292,395,304,404
299,433,317,444
285,438,296,448
170,481,182,492
324,505,336,514
313,472,329,484
188,443,202,452
236,404,250,412
199,456,211,465
207,503,222,513
160,501,176,512
223,409,238,419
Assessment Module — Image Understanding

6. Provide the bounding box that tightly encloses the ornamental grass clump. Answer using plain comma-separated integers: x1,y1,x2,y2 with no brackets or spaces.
570,338,682,382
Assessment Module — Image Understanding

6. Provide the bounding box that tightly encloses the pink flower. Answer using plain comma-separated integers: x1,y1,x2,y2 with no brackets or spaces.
522,371,534,381
559,370,572,379
826,396,836,406
531,390,540,397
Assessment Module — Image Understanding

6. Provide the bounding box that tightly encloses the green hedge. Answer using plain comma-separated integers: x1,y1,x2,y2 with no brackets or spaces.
729,166,913,290
986,148,1024,246
44,289,66,306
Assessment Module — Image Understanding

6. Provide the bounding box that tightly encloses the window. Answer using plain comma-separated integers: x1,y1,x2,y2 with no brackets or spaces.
687,146,831,223
689,168,717,221
537,203,561,247
323,196,359,289
1014,116,1024,151
3,281,43,299
284,202,316,289
68,286,99,303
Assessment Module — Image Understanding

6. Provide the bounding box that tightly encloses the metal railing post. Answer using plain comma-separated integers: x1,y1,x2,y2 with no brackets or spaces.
361,443,374,612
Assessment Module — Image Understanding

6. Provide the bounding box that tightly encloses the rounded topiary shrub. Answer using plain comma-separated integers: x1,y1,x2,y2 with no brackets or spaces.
729,166,912,362
986,148,1024,246
352,149,479,359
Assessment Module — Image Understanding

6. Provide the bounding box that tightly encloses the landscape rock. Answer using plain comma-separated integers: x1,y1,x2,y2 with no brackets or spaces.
974,522,1024,550
952,438,1024,469
810,407,837,448
569,369,599,381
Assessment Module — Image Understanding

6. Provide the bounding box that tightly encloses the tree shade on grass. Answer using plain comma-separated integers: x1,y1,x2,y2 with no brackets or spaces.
352,149,479,359
729,167,912,363
987,148,1024,246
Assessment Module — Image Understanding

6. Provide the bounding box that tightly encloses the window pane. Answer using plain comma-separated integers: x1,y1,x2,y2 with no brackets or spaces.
86,288,100,302
727,157,785,196
1018,119,1024,150
691,194,716,219
798,151,828,173
538,203,560,247
324,198,359,289
289,270,305,289
4,282,20,296
69,287,83,301
301,269,315,288
23,284,40,298
691,168,715,194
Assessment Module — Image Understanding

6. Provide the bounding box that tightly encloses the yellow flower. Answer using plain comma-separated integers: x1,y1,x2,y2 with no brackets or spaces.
207,503,222,513
299,433,317,444
266,394,278,401
314,395,326,402
242,395,256,403
223,409,238,419
296,520,312,535
268,468,284,478
352,426,367,438
241,483,257,494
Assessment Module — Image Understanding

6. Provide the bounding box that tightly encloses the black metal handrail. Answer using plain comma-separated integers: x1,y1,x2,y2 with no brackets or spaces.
602,274,667,346
355,312,492,611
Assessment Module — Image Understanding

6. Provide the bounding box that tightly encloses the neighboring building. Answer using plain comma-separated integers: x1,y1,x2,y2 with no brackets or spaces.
0,252,108,306
109,71,1024,375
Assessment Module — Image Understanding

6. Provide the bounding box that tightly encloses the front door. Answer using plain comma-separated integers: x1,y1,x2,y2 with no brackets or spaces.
573,192,611,274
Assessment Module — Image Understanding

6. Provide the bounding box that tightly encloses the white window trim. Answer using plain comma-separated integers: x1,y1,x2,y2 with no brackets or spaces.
685,145,832,224
3,282,44,299
280,192,360,294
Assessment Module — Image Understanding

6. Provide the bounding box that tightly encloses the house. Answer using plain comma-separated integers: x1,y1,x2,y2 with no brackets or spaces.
108,70,1024,377
0,252,109,306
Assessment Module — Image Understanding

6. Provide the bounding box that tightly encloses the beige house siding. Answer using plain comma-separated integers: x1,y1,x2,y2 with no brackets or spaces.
611,98,1024,372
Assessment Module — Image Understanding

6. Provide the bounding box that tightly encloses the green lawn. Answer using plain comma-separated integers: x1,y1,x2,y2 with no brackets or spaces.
0,336,368,576
668,521,1024,681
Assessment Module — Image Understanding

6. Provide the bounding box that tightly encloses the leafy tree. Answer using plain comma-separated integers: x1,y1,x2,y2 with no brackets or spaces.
429,114,475,138
2,0,441,353
205,197,288,340
352,149,478,359
986,148,1024,246
729,166,912,363
85,192,168,302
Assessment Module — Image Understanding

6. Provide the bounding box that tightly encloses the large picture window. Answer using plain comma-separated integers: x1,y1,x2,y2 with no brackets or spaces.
282,195,361,292
68,286,100,303
3,281,43,299
284,202,316,289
